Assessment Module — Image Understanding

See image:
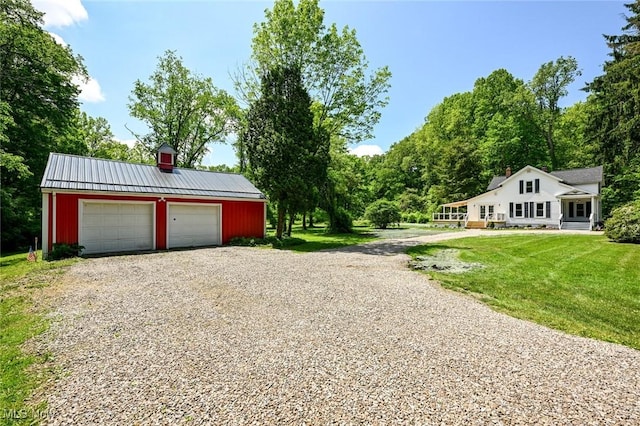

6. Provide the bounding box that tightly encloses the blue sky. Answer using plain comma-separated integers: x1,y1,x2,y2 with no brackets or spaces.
35,1,627,166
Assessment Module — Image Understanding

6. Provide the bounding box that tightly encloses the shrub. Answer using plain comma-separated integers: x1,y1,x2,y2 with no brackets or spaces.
328,207,353,233
364,200,401,229
605,200,640,243
417,213,430,224
47,243,84,260
402,212,418,223
229,235,306,248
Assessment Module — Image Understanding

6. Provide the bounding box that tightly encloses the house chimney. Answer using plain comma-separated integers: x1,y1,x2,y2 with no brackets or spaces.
157,143,176,173
505,166,512,178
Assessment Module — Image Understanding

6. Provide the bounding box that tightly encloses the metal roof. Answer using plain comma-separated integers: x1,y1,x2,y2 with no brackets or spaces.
486,165,604,191
41,153,266,200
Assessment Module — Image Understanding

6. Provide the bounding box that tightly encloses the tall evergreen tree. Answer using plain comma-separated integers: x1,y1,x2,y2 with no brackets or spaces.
586,0,640,214
240,65,329,238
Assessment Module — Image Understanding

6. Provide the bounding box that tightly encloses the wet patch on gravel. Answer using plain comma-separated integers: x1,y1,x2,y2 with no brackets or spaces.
410,249,484,273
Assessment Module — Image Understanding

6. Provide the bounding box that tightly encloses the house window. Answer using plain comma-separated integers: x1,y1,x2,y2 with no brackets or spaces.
536,202,545,217
526,181,533,193
515,203,523,217
577,203,585,217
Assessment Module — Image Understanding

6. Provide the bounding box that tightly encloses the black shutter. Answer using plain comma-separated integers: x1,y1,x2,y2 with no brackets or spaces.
530,202,534,218
535,179,540,193
509,202,514,218
519,180,524,194
524,203,529,218
546,201,551,218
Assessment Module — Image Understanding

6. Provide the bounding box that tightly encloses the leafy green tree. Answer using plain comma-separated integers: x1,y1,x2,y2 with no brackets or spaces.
128,50,239,168
554,101,596,169
320,140,373,231
77,112,114,156
529,56,582,170
585,0,640,214
236,0,390,231
1,0,86,250
238,0,391,143
472,69,547,176
364,200,401,229
241,65,329,238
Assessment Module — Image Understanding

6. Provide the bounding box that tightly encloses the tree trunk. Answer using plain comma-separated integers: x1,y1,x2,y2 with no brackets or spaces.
276,204,285,239
309,212,314,228
302,212,307,230
287,212,294,236
546,130,557,170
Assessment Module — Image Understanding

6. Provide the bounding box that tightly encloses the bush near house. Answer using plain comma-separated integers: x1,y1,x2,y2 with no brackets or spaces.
605,199,640,244
365,200,401,229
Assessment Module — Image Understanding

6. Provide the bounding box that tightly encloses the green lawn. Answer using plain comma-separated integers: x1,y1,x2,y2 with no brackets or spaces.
407,234,640,350
1,251,79,424
265,226,378,252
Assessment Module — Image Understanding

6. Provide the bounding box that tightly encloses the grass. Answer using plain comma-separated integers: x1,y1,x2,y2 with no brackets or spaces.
407,234,640,350
1,251,79,425
250,223,458,252
264,226,378,252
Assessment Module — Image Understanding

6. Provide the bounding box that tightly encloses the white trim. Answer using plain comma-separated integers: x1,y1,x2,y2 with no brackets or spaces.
42,193,49,258
52,192,57,244
166,202,222,249
40,188,266,203
78,199,156,254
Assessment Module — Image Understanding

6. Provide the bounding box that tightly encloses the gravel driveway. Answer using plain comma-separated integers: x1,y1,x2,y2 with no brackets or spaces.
38,231,640,424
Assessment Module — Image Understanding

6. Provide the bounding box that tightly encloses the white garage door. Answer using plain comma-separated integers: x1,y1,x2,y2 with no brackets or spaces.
80,202,154,254
168,204,221,249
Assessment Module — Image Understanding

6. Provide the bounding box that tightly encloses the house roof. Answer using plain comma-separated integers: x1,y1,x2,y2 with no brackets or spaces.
487,165,603,191
40,153,266,200
549,165,604,186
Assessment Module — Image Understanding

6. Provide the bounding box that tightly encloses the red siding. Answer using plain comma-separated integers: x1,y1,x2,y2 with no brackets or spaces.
220,200,266,244
156,201,167,250
55,194,79,245
49,192,265,251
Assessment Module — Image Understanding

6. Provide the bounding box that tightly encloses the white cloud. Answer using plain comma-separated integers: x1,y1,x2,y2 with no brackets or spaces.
33,0,88,28
349,144,384,157
72,75,106,103
114,138,138,148
48,32,67,46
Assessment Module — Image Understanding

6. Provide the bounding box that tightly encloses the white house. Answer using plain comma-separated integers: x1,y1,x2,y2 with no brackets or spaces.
433,165,604,230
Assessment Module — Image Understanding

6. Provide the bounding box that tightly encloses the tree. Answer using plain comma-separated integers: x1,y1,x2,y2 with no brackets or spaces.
237,0,391,143
236,0,390,231
364,199,401,229
529,56,582,170
241,65,329,238
78,112,114,157
1,0,86,250
585,0,640,215
553,101,596,169
128,50,239,168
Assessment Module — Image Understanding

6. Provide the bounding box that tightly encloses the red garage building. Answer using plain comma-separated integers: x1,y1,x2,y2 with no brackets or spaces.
41,146,266,257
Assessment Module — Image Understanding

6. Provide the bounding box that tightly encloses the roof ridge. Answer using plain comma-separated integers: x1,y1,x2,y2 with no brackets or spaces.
48,152,242,176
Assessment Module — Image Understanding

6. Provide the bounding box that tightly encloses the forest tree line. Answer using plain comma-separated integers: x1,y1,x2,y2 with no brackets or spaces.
2,0,639,249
